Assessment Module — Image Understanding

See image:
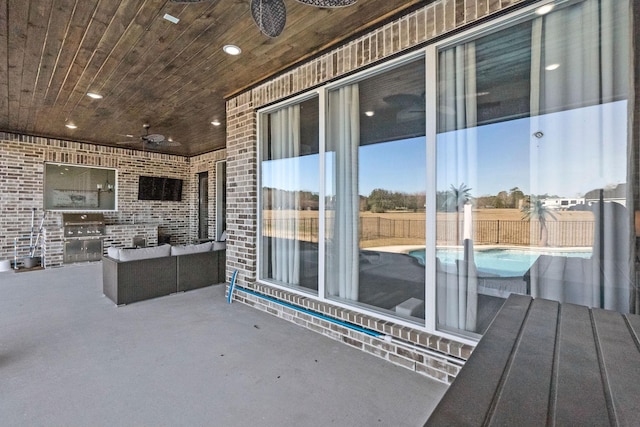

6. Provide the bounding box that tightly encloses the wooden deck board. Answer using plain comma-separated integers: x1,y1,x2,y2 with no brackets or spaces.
488,298,558,427
425,294,532,426
426,295,640,426
626,313,640,345
592,309,640,426
554,303,610,426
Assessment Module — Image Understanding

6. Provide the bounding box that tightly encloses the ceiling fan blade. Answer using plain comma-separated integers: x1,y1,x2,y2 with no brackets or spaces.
117,125,179,149
144,133,166,144
251,0,286,38
295,0,356,7
159,138,182,146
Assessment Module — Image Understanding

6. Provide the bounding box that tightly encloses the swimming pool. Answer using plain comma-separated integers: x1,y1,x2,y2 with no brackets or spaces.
408,248,592,277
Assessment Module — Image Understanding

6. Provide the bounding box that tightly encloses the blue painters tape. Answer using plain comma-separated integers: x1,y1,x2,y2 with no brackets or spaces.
235,285,382,338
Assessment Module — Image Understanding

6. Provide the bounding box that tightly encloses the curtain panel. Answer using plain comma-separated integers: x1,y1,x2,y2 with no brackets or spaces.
528,0,633,313
266,105,301,285
437,43,479,332
326,84,360,301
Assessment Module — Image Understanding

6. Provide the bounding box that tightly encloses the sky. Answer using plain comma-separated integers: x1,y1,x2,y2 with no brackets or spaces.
261,100,628,200
438,100,628,198
261,137,426,196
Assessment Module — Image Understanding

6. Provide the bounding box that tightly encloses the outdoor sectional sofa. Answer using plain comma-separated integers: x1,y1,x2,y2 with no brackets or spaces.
102,242,226,305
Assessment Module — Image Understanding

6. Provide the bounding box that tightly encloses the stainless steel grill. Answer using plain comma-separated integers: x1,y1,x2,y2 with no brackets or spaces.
62,213,105,263
63,213,106,237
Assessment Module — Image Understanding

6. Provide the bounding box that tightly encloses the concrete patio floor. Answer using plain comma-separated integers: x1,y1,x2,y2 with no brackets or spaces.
0,263,447,426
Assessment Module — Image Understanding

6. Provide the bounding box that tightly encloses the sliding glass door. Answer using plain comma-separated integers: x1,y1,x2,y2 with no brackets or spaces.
258,0,634,338
433,0,631,336
325,58,427,320
260,96,320,293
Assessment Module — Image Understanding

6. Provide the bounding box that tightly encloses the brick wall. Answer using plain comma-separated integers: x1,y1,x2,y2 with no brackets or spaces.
225,92,258,285
224,0,530,383
0,132,225,266
231,283,468,383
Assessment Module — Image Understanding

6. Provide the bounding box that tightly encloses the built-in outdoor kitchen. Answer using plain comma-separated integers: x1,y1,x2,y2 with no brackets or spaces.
6,161,188,270
36,215,161,269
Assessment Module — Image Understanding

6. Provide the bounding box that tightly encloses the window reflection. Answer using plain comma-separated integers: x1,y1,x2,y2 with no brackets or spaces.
435,0,631,337
260,97,320,292
325,59,427,322
44,163,117,211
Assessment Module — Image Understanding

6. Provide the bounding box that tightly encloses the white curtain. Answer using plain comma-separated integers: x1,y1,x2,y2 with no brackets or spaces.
268,105,301,285
326,84,360,301
528,0,632,312
437,44,478,332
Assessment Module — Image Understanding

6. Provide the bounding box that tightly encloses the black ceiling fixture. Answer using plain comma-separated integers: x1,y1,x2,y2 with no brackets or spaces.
296,0,356,6
116,124,181,150
251,0,287,38
251,0,357,38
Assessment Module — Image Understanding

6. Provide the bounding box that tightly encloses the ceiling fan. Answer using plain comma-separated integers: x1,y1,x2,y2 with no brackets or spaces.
251,0,357,38
116,124,181,149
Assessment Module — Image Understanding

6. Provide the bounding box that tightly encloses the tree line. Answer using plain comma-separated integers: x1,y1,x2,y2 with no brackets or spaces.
262,185,561,213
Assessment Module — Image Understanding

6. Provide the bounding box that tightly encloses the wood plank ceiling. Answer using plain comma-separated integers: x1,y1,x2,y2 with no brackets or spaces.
0,0,423,156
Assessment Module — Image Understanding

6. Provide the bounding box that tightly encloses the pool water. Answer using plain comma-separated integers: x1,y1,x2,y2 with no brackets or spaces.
408,248,592,277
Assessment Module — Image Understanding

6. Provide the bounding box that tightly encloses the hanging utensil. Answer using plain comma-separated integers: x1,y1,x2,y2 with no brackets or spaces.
30,211,47,258
29,207,36,255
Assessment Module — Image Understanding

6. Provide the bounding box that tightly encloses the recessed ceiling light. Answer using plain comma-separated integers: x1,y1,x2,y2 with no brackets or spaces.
211,120,221,126
87,92,103,99
364,111,375,117
545,63,560,71
163,13,180,24
223,45,241,55
535,4,554,15
65,123,77,129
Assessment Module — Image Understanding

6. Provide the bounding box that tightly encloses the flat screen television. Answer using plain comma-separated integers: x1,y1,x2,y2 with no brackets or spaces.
138,176,183,201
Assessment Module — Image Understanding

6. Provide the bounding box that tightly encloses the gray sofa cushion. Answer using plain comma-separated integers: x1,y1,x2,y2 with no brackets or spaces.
212,241,226,251
119,244,171,261
107,246,120,260
170,241,213,256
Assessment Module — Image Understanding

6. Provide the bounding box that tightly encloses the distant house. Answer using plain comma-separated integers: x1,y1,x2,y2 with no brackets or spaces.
540,198,586,211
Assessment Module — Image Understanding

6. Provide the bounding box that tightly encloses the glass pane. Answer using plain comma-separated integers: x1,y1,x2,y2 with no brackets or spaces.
260,97,319,293
435,0,631,337
44,163,116,211
326,59,426,322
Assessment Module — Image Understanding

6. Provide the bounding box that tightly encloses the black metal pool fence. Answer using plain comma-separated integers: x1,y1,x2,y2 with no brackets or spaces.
262,217,595,247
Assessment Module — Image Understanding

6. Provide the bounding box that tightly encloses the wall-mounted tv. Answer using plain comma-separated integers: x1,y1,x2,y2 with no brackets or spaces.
138,176,183,201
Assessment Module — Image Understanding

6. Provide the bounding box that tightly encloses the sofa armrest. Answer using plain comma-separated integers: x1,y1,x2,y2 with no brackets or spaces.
212,241,226,251
103,255,177,305
176,250,223,292
216,249,226,283
102,256,119,303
